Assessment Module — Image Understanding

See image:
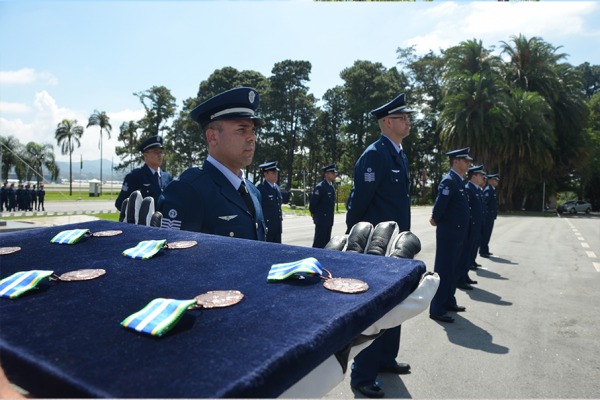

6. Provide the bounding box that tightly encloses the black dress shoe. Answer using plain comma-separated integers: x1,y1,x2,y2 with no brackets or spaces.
457,283,474,290
351,383,385,398
473,262,482,267
466,278,478,284
480,253,490,258
380,362,411,375
447,305,466,312
429,314,454,323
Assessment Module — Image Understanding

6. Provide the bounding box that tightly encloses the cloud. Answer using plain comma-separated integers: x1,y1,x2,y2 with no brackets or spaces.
0,91,144,164
406,1,599,55
0,101,30,114
463,2,596,37
0,68,58,85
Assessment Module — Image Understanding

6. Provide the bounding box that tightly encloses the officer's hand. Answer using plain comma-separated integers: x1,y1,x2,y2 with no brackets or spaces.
325,221,421,259
118,190,163,227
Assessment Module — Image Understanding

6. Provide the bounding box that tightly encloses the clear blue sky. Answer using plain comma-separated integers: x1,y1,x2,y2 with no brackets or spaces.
1,0,599,164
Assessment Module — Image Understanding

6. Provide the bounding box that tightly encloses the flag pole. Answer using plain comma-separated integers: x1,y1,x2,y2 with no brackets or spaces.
78,154,82,200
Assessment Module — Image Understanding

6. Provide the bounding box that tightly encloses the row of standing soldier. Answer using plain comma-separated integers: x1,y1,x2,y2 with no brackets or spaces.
0,182,45,212
429,148,500,324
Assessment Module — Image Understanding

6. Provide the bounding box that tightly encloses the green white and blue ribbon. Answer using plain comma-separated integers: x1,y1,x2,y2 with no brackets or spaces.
267,257,323,282
0,270,54,299
121,298,196,337
50,229,90,245
122,240,167,260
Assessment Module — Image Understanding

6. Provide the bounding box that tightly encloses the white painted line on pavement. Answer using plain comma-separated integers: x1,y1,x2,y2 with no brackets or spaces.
581,242,590,248
593,263,600,273
578,236,584,240
586,251,597,258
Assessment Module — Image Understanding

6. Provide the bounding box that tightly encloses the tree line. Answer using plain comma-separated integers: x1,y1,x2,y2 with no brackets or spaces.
2,34,599,210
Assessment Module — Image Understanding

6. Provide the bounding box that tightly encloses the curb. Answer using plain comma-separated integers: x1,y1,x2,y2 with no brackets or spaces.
0,210,115,219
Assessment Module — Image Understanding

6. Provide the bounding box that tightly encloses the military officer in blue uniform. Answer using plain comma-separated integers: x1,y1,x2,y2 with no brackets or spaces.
0,181,7,211
309,164,337,248
158,87,266,241
457,164,486,290
115,135,172,211
429,147,472,323
346,93,413,233
257,161,286,243
347,93,415,399
480,173,500,257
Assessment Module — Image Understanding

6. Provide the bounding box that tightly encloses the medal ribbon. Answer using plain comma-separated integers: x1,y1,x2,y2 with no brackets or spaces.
122,240,167,260
50,229,90,245
0,270,54,299
121,298,196,337
267,257,323,282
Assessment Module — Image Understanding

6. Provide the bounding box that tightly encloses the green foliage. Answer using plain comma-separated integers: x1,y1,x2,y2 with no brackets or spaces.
55,119,84,195
9,35,598,213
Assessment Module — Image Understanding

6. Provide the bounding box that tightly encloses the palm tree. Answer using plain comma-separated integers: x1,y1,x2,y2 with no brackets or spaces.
23,142,58,185
87,110,112,194
440,39,510,169
497,89,555,207
55,119,84,195
500,35,589,208
0,135,23,181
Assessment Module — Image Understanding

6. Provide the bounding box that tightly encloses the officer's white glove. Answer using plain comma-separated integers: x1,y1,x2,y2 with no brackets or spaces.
118,190,163,227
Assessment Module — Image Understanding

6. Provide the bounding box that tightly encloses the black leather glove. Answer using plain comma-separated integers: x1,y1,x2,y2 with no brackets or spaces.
325,221,421,259
118,190,163,227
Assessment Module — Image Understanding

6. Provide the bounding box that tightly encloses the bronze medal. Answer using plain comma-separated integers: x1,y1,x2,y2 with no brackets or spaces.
166,240,197,249
323,277,369,294
58,268,106,282
91,230,123,237
194,290,244,308
0,247,21,255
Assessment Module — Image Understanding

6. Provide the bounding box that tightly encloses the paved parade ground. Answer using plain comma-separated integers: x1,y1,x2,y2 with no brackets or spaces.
1,203,599,398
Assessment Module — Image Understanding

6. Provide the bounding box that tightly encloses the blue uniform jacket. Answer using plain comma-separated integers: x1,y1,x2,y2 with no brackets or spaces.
309,179,336,226
158,161,266,241
115,164,172,211
346,136,411,232
431,170,470,231
483,184,498,220
257,181,283,236
465,181,484,239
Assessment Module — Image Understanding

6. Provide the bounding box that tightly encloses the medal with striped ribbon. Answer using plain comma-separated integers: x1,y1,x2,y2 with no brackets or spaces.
0,270,54,299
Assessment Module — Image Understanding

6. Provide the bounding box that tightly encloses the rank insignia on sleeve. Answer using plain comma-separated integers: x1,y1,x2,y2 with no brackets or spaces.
364,168,375,182
121,182,128,192
442,187,450,196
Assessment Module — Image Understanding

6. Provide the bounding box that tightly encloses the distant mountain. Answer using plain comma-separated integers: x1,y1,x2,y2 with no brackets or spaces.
54,159,129,182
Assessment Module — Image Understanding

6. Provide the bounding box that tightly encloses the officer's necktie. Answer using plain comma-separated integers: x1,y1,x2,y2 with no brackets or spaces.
155,172,161,190
238,181,256,218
